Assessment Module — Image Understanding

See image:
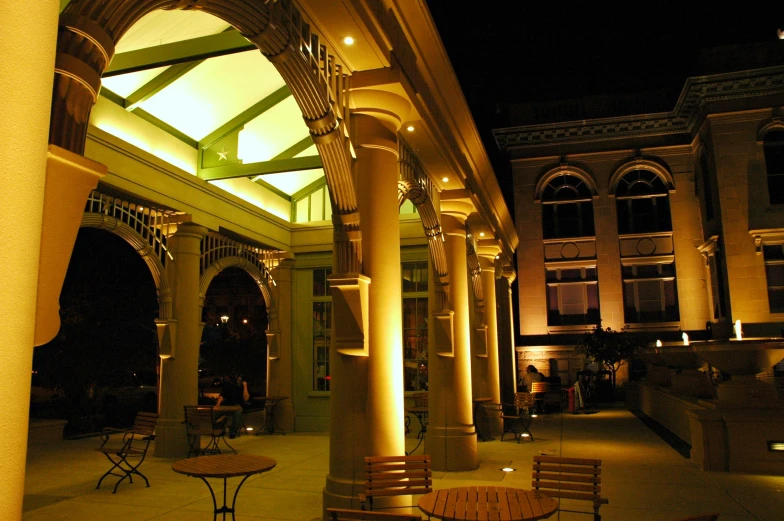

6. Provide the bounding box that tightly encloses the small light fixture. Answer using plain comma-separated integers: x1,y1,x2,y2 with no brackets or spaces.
682,332,689,346
495,255,500,259
500,467,516,472
137,206,144,211
220,315,230,324
406,125,415,132
342,36,355,45
242,318,248,324
479,232,485,237
442,177,449,183
778,28,784,40
768,441,784,451
521,433,531,437
655,339,662,347
246,427,254,432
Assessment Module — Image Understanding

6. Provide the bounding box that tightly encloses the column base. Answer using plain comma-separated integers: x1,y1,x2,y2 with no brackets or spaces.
426,426,478,471
154,418,190,458
323,474,364,516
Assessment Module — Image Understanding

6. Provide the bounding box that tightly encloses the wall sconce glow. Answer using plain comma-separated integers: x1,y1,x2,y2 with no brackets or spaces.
768,441,784,451
442,177,449,183
501,467,516,472
734,319,743,340
655,339,662,347
406,125,415,132
778,28,784,40
682,332,689,345
342,36,355,45
220,315,229,324
242,319,248,324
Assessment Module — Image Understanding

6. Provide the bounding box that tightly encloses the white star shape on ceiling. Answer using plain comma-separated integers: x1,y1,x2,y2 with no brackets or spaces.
218,148,229,161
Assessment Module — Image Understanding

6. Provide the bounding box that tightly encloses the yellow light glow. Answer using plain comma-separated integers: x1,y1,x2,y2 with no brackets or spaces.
501,467,516,472
442,177,449,183
406,125,415,132
479,232,485,237
343,36,355,45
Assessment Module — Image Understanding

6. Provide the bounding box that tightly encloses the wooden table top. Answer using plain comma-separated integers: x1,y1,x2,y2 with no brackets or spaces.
172,454,276,479
405,406,429,414
418,486,557,521
472,397,494,403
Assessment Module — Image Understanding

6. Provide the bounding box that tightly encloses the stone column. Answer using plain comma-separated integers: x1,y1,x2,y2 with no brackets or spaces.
268,256,294,431
497,266,518,405
0,1,59,519
478,242,502,435
324,112,405,510
156,222,207,457
428,191,478,471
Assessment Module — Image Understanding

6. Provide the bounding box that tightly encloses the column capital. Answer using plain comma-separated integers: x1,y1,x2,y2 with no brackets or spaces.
440,189,477,232
351,89,412,134
351,112,398,155
477,238,501,269
501,264,517,284
171,221,208,240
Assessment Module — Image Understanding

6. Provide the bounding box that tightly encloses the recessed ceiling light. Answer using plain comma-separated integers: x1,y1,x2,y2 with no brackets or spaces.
137,206,144,211
343,36,355,45
479,232,485,237
501,467,516,472
406,125,415,132
495,255,500,259
442,177,449,183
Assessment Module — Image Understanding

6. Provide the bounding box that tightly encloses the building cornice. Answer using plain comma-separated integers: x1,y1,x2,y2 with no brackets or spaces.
494,66,784,152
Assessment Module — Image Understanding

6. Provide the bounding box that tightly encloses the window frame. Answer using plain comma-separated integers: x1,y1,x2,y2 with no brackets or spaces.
401,261,428,392
311,267,332,392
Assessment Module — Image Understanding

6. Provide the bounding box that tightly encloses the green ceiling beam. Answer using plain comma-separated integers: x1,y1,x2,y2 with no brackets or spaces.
104,30,255,77
99,88,198,148
198,85,292,150
198,155,323,181
60,0,71,12
125,60,203,111
273,136,315,160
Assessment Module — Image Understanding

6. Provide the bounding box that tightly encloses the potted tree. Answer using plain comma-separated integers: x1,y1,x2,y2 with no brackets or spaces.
576,324,639,398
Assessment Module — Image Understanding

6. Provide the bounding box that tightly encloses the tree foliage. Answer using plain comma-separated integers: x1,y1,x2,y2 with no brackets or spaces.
576,324,639,390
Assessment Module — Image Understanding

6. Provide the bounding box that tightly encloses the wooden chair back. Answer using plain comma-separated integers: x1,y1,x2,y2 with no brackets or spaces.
668,515,720,521
532,456,608,520
129,411,158,437
359,455,432,511
412,392,428,407
327,508,421,521
530,381,549,394
513,392,536,411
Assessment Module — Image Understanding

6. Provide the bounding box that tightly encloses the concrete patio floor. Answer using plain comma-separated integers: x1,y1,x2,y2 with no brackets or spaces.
23,404,784,521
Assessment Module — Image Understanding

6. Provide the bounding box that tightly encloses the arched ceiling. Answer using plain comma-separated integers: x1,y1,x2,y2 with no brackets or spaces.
92,9,327,218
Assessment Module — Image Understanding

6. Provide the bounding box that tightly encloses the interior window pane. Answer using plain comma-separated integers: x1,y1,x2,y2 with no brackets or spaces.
311,188,324,221
296,198,309,223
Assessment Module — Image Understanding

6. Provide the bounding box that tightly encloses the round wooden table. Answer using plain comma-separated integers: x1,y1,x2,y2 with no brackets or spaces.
172,454,276,521
418,486,557,521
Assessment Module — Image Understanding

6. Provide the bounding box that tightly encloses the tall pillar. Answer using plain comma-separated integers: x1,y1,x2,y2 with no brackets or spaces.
156,222,207,457
324,113,405,510
268,256,294,431
0,1,59,518
429,192,478,471
478,242,502,435
497,267,518,405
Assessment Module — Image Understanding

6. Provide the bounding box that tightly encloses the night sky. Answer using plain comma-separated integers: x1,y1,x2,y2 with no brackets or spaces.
427,3,781,203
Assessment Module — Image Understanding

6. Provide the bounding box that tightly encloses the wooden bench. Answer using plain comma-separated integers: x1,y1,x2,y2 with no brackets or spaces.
359,455,432,511
532,456,609,521
499,392,535,442
328,508,421,521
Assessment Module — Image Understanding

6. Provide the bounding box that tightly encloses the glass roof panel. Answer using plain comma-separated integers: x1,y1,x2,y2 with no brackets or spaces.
238,96,310,163
102,66,170,98
116,9,231,53
261,169,325,196
137,51,286,141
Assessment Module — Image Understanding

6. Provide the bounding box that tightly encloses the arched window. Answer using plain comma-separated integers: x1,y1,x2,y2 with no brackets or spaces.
763,130,784,205
541,174,595,239
615,169,672,234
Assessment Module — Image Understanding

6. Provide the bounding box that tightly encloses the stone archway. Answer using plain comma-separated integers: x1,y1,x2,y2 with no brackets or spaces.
51,0,362,274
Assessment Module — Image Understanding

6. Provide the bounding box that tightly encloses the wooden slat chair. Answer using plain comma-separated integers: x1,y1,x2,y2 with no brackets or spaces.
499,392,535,442
327,508,421,521
95,411,157,493
532,456,609,521
183,405,236,457
529,381,549,414
359,455,432,511
668,514,720,521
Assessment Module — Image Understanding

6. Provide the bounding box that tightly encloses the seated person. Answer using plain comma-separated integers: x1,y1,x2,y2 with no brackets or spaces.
523,365,544,392
215,375,250,438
